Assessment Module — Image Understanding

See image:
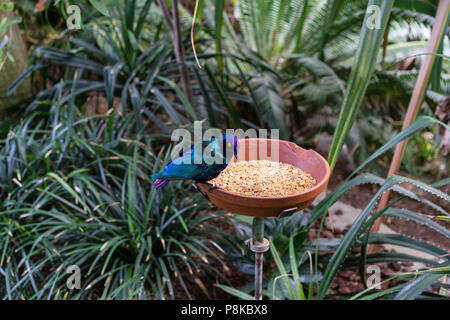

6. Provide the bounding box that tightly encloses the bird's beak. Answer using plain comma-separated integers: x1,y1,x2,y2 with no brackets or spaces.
233,137,239,161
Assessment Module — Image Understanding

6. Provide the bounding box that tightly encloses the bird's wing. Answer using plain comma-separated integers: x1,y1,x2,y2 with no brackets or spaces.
155,141,207,179
153,138,225,180
157,160,204,179
193,162,227,181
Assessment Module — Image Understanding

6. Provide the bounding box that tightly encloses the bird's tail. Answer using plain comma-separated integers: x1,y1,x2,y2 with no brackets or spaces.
154,178,170,189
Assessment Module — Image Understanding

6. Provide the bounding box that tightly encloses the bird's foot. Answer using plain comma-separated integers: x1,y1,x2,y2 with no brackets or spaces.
193,183,209,200
201,181,220,193
209,184,219,193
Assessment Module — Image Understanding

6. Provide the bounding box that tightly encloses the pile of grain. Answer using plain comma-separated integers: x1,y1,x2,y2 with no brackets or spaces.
209,160,317,197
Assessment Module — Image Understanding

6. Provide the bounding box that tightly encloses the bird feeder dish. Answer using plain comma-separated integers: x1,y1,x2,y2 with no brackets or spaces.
198,138,330,217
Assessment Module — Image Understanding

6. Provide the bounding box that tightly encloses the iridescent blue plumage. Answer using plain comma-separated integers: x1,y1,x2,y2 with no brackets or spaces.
152,134,239,189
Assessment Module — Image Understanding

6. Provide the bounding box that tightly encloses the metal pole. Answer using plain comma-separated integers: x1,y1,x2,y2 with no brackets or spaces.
246,217,269,300
250,217,268,300
253,217,264,300
254,251,263,300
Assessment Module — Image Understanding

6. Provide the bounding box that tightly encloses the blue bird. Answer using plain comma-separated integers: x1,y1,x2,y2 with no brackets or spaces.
152,134,239,189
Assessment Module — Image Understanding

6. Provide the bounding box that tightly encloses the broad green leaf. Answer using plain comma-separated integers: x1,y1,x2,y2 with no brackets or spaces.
89,0,110,17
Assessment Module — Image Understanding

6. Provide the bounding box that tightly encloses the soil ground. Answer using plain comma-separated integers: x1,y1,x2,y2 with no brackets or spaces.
329,169,450,251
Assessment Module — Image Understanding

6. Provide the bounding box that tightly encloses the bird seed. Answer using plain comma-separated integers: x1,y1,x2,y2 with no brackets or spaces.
209,160,317,197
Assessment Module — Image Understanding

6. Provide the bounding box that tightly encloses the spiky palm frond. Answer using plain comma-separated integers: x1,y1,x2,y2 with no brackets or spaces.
236,0,308,63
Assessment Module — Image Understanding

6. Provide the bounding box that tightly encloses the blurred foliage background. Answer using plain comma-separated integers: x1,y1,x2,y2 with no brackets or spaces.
0,0,448,300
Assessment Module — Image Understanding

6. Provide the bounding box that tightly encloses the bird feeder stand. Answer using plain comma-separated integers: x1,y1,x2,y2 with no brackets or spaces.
197,138,331,300
246,217,269,300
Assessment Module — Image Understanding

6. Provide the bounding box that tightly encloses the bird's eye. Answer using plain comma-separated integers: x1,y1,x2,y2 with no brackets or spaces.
227,143,232,148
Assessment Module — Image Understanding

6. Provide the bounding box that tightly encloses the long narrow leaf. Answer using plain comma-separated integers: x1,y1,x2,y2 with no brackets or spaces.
328,0,394,171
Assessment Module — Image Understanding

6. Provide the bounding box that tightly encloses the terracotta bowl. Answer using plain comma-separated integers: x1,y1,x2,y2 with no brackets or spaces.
197,138,330,218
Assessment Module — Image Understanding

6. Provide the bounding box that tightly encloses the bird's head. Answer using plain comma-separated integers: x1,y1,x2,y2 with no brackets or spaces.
222,134,239,162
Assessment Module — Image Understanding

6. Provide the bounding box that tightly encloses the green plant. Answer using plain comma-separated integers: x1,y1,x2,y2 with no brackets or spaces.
215,0,366,138
8,1,198,134
0,102,237,299
195,0,448,148
349,264,450,300
266,237,314,300
328,0,449,173
371,0,449,235
327,0,394,171
8,0,269,137
3,0,449,301
218,235,315,300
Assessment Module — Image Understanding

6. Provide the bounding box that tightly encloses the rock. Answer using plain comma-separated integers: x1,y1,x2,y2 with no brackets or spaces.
341,270,353,279
389,262,402,272
340,286,352,294
322,230,335,238
350,273,360,281
337,277,346,288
